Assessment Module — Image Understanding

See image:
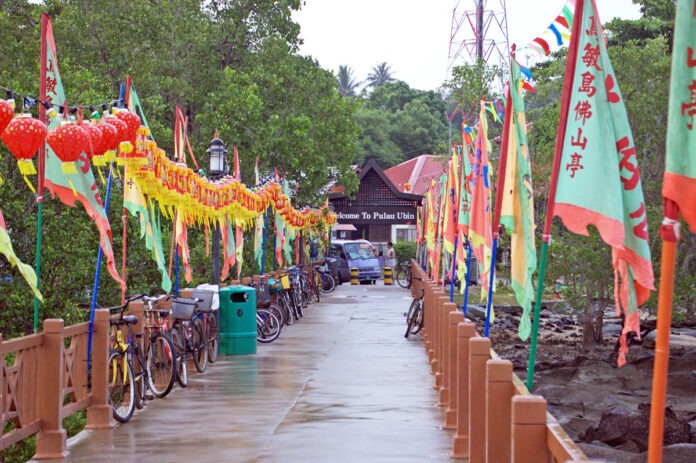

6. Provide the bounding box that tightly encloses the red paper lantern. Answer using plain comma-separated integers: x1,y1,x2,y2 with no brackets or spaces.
115,109,140,146
93,119,118,165
81,122,103,160
0,114,47,176
46,122,89,174
104,116,129,147
0,99,13,134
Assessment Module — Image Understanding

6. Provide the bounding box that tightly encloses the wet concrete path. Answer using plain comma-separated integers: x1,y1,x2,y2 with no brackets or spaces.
61,283,454,462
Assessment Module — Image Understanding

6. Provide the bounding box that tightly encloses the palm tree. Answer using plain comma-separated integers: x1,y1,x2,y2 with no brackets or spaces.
337,65,361,97
366,62,395,89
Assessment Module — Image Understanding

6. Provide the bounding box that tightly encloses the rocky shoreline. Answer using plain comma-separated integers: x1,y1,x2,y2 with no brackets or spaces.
464,303,696,462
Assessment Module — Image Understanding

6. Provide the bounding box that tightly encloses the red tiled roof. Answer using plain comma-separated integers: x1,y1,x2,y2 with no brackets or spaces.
384,155,447,196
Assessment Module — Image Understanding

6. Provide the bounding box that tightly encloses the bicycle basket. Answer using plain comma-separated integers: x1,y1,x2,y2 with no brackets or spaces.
171,298,197,319
255,279,271,308
268,278,283,294
279,274,290,290
186,289,213,312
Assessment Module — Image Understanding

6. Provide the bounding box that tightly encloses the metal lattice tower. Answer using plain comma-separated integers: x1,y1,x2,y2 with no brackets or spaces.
447,0,510,74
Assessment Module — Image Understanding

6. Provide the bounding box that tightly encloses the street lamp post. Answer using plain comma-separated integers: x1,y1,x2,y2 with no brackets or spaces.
207,137,228,287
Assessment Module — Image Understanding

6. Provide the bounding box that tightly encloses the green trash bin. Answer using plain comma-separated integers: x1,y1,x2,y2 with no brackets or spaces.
219,285,257,355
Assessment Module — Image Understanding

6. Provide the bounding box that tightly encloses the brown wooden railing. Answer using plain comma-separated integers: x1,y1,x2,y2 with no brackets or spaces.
409,259,597,463
1,309,113,460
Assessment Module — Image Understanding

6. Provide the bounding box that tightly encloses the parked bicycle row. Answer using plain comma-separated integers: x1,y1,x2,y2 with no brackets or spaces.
252,258,339,343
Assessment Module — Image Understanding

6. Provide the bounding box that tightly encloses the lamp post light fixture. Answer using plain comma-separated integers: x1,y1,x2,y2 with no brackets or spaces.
206,136,229,179
207,136,229,291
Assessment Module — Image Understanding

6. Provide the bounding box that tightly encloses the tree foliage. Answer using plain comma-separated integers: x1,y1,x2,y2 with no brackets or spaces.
0,0,360,337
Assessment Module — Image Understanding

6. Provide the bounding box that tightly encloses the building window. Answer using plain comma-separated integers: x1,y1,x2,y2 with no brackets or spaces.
395,226,416,242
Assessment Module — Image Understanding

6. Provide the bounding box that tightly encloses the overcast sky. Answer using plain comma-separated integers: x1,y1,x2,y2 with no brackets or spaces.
293,0,643,91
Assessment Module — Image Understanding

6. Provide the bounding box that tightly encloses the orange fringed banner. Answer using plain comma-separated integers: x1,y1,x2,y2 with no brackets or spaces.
121,141,336,232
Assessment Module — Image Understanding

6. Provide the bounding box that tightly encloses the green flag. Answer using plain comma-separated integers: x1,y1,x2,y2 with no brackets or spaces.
552,0,654,366
663,0,696,229
41,14,124,290
500,59,537,341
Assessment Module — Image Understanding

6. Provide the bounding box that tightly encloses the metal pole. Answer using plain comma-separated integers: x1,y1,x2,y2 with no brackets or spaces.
212,221,221,286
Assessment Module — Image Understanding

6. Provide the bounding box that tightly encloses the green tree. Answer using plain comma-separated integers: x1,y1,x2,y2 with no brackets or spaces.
442,58,503,123
337,65,361,97
365,61,395,89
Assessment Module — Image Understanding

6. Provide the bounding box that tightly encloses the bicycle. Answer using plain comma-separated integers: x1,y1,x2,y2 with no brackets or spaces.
257,308,281,343
169,297,207,386
314,259,336,294
107,293,177,423
141,294,178,398
188,290,219,364
395,261,412,289
404,277,425,338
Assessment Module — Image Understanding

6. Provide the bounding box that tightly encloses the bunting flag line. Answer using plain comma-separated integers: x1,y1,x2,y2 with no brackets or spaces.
0,210,43,300
500,59,538,341
40,14,125,291
523,0,575,57
549,0,654,366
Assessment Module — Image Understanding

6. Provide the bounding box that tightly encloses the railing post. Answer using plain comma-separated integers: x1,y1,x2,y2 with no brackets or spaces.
451,321,476,458
468,336,490,463
425,283,436,361
433,295,448,390
511,395,548,463
86,309,115,429
444,310,464,429
438,301,456,406
34,319,68,459
486,359,513,462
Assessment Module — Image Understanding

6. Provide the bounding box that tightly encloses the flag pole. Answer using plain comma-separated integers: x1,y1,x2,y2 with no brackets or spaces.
87,83,124,368
484,86,512,337
261,207,268,275
526,0,584,391
121,77,131,304
646,203,680,463
463,242,472,316
35,13,51,333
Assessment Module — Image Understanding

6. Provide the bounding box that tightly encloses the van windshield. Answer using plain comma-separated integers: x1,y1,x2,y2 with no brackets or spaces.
344,243,375,260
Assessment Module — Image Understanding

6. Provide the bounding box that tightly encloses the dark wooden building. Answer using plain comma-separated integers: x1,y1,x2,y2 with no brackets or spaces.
329,159,421,242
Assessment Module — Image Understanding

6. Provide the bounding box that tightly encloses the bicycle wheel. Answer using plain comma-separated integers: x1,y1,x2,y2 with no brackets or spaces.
170,326,188,388
207,315,220,364
405,298,422,338
266,303,285,329
320,274,336,293
257,309,281,343
108,349,135,423
312,278,321,303
409,300,424,335
192,318,208,373
278,295,295,326
396,268,410,288
147,333,176,398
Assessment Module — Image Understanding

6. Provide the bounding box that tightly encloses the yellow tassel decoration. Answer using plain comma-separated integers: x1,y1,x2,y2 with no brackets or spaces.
93,155,107,166
61,162,78,175
17,159,37,176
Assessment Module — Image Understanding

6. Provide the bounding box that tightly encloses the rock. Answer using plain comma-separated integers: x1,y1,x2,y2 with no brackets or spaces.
642,331,696,350
603,323,623,337
577,442,637,463
464,305,485,320
634,443,696,463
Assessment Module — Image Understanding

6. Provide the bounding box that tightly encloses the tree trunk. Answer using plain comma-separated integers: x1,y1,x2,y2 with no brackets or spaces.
593,282,605,344
582,288,595,352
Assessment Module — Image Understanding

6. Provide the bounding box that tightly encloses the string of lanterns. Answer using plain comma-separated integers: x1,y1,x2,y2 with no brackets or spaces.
0,97,337,231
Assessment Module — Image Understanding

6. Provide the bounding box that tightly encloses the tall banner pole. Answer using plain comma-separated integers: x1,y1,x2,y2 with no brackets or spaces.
484,86,512,337
462,243,472,316
526,0,584,391
35,14,50,333
87,83,124,368
121,77,131,304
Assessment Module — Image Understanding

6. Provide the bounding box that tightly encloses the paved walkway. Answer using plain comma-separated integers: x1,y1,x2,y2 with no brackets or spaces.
61,283,454,462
